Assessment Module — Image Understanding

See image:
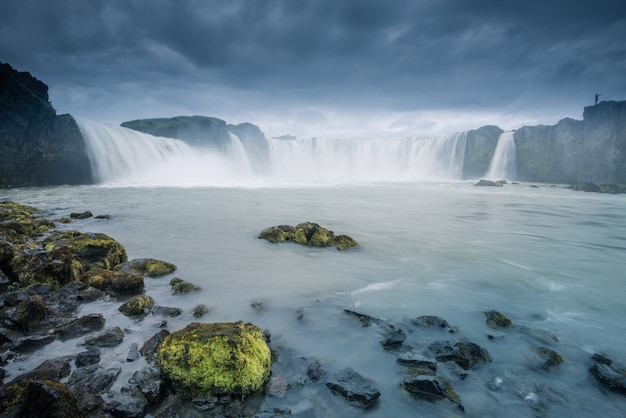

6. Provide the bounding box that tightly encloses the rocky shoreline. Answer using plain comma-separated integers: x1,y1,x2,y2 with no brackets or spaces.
0,201,625,417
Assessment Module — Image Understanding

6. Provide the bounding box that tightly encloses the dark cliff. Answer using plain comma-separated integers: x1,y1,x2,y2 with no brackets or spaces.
0,63,92,187
514,101,626,183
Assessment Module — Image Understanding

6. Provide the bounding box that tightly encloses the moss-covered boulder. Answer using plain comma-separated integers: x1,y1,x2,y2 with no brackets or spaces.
0,201,53,248
474,179,507,187
484,310,512,328
9,246,75,287
0,379,81,417
157,321,271,398
115,258,177,277
118,295,154,316
81,268,144,295
9,295,51,330
259,222,359,251
169,277,199,294
43,231,127,277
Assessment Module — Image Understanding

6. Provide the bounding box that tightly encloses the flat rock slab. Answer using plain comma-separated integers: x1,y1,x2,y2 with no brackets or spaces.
325,367,380,408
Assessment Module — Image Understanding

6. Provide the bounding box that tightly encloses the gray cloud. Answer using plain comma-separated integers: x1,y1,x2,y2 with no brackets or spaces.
1,0,625,136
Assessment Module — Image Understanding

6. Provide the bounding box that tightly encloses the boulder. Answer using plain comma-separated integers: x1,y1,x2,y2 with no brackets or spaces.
589,356,626,394
411,315,451,329
428,340,492,370
325,367,380,408
81,268,144,295
119,295,154,316
259,222,359,251
9,247,75,288
157,321,271,398
8,295,51,330
79,326,124,347
474,179,507,187
75,348,101,368
169,277,199,294
115,258,177,277
484,310,512,328
54,313,106,340
0,379,82,417
403,374,463,409
70,211,93,219
140,329,170,362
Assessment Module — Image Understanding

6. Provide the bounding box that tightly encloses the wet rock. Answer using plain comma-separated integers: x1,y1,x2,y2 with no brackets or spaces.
536,347,564,370
76,285,106,303
127,342,140,362
8,295,51,330
484,310,512,328
397,350,437,374
129,364,163,403
68,364,122,412
115,258,177,277
104,385,148,418
259,222,359,250
343,309,381,327
591,353,613,366
81,268,144,295
380,325,406,349
152,305,183,317
94,214,110,220
428,340,492,370
54,313,106,340
193,304,209,318
10,356,73,383
412,315,451,329
589,362,626,394
169,277,200,294
0,379,82,417
253,407,293,417
403,374,463,409
10,334,56,352
79,326,124,347
75,348,101,368
119,295,154,316
266,375,288,397
474,179,507,186
307,359,326,382
9,248,75,288
325,367,380,408
70,211,93,219
140,329,170,362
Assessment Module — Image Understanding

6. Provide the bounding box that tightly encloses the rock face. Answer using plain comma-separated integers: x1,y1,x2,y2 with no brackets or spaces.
0,62,93,187
157,321,271,398
462,125,503,179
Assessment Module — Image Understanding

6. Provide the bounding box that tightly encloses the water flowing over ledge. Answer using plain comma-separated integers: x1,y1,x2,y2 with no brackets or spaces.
77,119,479,187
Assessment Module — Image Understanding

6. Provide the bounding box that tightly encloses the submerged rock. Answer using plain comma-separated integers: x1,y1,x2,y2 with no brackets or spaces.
570,183,626,194
412,315,451,329
157,321,271,398
259,222,359,250
589,355,626,394
115,258,177,277
70,211,93,219
325,367,380,408
474,179,507,187
428,340,492,370
484,310,512,328
169,277,199,294
403,374,463,409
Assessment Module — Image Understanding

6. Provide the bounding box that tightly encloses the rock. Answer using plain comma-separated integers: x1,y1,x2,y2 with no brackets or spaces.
380,325,406,349
403,374,463,409
411,315,450,329
81,268,144,295
10,334,56,353
169,277,199,294
484,310,512,328
9,356,73,383
115,258,177,277
127,342,140,362
104,385,148,418
307,359,326,382
70,211,93,219
474,179,507,187
152,305,183,317
570,183,626,194
79,326,124,347
397,350,437,374
129,364,163,403
343,309,381,327
68,364,121,411
0,379,82,417
118,295,154,316
428,340,491,370
8,295,51,330
9,247,75,288
193,304,209,318
265,375,288,397
589,362,626,394
536,347,564,370
75,348,101,368
140,329,170,362
54,313,106,340
157,321,271,398
325,367,380,408
43,230,128,274
259,222,359,250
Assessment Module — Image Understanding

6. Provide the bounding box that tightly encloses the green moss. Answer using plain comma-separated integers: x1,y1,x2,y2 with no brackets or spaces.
119,295,154,316
170,277,199,294
44,231,127,274
143,259,177,277
157,321,271,398
335,234,360,251
258,225,293,243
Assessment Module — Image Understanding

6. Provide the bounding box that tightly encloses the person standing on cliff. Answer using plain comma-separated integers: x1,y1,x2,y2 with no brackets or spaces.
595,93,602,105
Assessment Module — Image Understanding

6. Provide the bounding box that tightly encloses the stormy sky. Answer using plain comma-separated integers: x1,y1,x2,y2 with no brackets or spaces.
1,0,625,138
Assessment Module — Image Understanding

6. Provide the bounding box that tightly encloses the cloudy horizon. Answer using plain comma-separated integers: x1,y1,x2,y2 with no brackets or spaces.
1,0,625,138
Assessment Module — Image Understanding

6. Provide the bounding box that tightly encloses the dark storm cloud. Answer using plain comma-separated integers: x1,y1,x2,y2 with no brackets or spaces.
1,0,625,135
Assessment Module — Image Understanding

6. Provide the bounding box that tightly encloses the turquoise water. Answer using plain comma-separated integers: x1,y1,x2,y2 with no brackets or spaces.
2,182,626,417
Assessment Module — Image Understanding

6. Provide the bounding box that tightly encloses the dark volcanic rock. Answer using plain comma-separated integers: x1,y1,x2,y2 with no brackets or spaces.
118,295,154,316
70,211,93,219
325,367,380,408
129,364,163,403
589,361,626,394
1,379,82,417
0,62,93,187
54,313,106,340
403,374,463,408
428,340,492,370
139,329,170,362
79,326,124,347
412,315,451,329
484,310,512,328
75,348,101,368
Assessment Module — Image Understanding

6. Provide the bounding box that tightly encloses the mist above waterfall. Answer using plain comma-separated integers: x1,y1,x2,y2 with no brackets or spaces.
77,119,482,187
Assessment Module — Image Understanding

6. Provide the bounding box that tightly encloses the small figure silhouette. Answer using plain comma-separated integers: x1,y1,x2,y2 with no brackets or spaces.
595,93,602,105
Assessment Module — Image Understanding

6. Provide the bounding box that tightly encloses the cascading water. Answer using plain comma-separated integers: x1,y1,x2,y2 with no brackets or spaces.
485,131,517,181
76,118,471,186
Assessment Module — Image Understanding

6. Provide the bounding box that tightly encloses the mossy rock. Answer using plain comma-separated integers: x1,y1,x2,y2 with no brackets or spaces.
9,246,76,288
0,379,81,417
259,222,359,250
115,258,177,277
474,179,507,187
157,321,271,398
119,295,155,316
0,201,48,245
10,295,51,330
484,310,512,328
44,231,127,275
170,277,199,294
81,268,144,295
258,225,293,243
335,234,360,251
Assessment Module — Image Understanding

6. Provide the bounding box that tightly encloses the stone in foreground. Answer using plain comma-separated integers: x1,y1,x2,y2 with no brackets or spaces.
157,321,271,398
325,367,380,408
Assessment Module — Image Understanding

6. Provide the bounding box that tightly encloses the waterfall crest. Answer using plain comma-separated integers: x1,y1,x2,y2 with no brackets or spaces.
77,118,471,186
485,131,517,181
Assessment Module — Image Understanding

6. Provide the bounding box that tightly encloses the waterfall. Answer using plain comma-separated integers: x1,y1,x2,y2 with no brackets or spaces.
485,131,517,181
77,118,470,186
